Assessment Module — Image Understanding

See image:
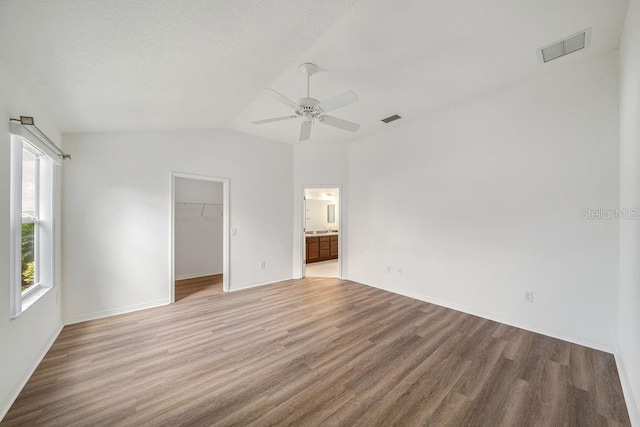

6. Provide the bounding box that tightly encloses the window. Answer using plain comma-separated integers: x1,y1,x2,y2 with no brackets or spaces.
10,134,56,317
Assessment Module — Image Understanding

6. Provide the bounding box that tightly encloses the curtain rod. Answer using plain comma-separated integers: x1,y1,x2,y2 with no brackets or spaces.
10,116,71,160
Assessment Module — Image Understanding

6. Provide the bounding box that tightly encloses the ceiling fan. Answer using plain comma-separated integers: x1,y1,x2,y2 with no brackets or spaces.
252,63,360,141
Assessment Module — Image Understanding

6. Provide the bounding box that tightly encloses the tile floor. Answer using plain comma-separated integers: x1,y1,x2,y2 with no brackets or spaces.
304,259,338,278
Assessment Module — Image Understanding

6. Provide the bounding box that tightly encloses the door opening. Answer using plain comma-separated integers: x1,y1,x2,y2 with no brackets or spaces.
171,173,230,302
303,187,340,278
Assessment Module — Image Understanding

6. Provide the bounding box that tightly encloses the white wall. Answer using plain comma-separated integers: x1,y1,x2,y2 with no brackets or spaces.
62,129,293,324
0,62,63,418
174,178,223,280
619,0,640,422
293,142,348,277
347,52,620,350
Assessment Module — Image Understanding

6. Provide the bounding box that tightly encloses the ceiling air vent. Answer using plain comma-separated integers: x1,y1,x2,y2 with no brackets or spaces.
538,28,591,63
382,114,402,123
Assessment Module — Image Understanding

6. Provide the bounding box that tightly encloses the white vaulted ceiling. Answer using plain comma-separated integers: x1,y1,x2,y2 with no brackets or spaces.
0,0,360,132
0,0,630,143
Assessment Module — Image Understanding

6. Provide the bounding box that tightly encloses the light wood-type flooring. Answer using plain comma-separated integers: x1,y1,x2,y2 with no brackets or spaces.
2,276,631,426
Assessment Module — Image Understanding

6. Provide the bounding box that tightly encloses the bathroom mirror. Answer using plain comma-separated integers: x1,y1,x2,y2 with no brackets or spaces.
327,204,336,223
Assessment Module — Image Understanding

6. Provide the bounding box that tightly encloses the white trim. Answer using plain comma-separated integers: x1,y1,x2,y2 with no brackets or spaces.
229,276,294,292
19,285,54,316
299,184,343,280
9,135,23,317
63,298,171,325
175,271,223,281
171,172,230,302
354,277,614,353
10,134,57,317
21,282,42,300
9,121,62,165
301,190,306,278
0,324,62,421
37,155,55,291
615,350,640,427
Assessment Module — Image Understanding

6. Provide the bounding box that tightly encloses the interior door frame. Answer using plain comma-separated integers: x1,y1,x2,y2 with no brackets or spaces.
171,172,230,302
301,185,343,280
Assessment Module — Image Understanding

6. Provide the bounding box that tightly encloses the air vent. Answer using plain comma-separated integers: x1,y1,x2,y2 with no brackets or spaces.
382,114,402,123
538,28,591,63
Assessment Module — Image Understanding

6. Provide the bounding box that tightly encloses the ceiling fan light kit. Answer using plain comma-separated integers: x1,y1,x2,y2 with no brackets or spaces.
252,63,360,141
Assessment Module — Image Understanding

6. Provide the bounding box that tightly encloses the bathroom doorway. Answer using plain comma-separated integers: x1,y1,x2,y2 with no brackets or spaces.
303,187,340,278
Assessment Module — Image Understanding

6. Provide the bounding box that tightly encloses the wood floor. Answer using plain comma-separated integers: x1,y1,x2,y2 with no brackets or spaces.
2,276,630,426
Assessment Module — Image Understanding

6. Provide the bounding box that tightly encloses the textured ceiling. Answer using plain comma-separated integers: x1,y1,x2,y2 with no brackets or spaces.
0,0,359,132
0,0,630,143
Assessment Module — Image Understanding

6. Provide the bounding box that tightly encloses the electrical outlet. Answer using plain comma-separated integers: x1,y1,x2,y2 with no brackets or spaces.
524,291,534,303
386,266,392,273
260,261,266,269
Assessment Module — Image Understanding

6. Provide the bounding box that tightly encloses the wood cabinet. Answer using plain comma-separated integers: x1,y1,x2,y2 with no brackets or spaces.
330,235,338,257
305,234,338,263
307,238,319,262
319,236,330,259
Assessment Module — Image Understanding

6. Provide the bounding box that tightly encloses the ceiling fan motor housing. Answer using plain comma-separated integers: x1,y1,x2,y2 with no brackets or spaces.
296,97,323,121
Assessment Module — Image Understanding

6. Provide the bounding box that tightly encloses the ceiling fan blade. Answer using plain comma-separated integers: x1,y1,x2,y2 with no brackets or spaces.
320,115,360,132
252,116,297,125
317,91,359,113
262,88,299,109
300,121,312,141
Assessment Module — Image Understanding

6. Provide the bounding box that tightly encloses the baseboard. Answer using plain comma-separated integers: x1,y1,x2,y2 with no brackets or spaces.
615,350,640,427
1,324,63,421
63,298,171,325
175,271,222,281
229,276,294,292
356,279,613,353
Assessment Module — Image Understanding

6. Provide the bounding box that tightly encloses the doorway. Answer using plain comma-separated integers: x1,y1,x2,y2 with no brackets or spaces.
303,187,340,278
171,173,230,302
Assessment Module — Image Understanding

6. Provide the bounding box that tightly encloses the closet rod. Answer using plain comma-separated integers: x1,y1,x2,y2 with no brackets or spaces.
175,202,223,206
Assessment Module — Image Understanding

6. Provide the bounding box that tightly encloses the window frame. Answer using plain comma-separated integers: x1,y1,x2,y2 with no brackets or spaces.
21,144,41,296
10,134,56,318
